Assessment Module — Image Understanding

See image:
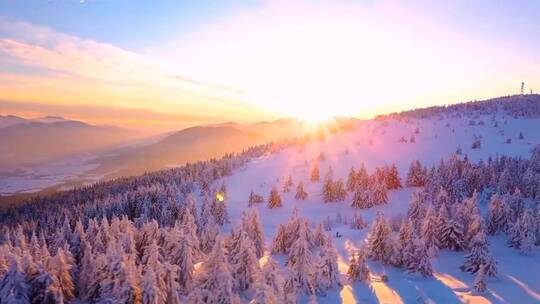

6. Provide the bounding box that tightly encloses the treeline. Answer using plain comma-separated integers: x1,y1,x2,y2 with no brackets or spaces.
378,94,540,120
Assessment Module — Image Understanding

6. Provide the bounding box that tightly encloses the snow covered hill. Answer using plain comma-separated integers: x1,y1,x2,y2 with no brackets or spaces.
217,106,540,303
0,95,539,303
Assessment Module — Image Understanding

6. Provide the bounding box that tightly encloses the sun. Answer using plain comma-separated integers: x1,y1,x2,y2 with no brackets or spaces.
300,111,333,126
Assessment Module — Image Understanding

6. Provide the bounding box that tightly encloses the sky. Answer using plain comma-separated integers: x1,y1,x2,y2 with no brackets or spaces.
0,0,539,132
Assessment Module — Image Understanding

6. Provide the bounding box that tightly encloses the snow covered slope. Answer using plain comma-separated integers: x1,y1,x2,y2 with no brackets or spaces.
219,112,540,303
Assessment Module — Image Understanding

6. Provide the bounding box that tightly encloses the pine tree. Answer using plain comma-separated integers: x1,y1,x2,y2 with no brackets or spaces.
198,239,236,304
509,209,537,255
310,164,320,182
408,190,427,230
271,224,288,254
229,230,260,292
261,257,285,301
372,183,388,205
0,255,30,304
285,224,315,295
386,164,402,190
242,208,266,258
334,178,347,202
211,193,229,225
250,272,278,304
99,243,142,304
323,176,335,203
350,213,366,230
267,187,283,209
356,164,369,189
487,194,510,235
283,175,294,193
200,221,219,255
367,214,394,264
49,247,75,302
439,219,465,251
162,262,181,304
406,160,427,187
141,267,166,304
347,167,357,191
347,250,370,282
351,188,371,209
461,231,491,274
407,239,433,277
141,240,167,303
315,239,341,292
473,265,487,293
173,236,195,293
295,181,308,201
421,206,439,256
248,190,264,206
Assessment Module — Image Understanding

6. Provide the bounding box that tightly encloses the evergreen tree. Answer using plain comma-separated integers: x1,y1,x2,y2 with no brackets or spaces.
141,267,166,304
261,257,285,301
421,206,440,256
372,183,388,205
323,176,335,203
198,239,236,304
439,219,465,251
406,238,433,277
347,167,357,191
242,208,266,258
461,231,492,274
283,175,294,193
295,181,308,201
334,178,347,202
285,224,315,295
351,188,371,209
347,250,370,282
162,262,181,304
473,265,487,293
248,190,264,206
211,193,229,225
386,164,402,190
310,164,320,182
49,247,75,302
356,164,369,189
173,236,195,293
267,187,283,209
200,221,219,255
315,239,341,292
230,230,260,292
367,214,394,264
487,194,510,235
0,255,30,304
250,272,278,304
408,190,427,230
99,243,142,304
405,160,427,187
271,224,288,254
350,213,366,230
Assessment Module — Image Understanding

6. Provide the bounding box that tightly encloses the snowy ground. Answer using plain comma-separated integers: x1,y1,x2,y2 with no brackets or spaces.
0,157,101,195
218,115,540,303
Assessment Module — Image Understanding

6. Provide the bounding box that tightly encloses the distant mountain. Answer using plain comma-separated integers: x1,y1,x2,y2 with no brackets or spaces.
0,119,139,167
94,125,265,177
93,118,357,178
31,115,71,123
0,115,28,129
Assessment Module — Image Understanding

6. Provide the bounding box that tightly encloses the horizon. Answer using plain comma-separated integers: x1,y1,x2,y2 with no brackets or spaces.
1,1,539,132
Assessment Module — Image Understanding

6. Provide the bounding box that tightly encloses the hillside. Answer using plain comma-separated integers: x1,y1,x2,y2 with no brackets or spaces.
0,118,140,167
0,95,539,303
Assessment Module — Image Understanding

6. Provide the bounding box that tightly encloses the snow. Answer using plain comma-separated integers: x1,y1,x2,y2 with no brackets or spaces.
0,157,101,195
217,114,540,303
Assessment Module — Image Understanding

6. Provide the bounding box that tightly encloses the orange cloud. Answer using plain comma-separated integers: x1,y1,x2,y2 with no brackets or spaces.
0,18,275,131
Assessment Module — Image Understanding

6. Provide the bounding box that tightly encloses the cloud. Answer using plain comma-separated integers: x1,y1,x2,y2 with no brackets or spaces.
0,18,274,129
